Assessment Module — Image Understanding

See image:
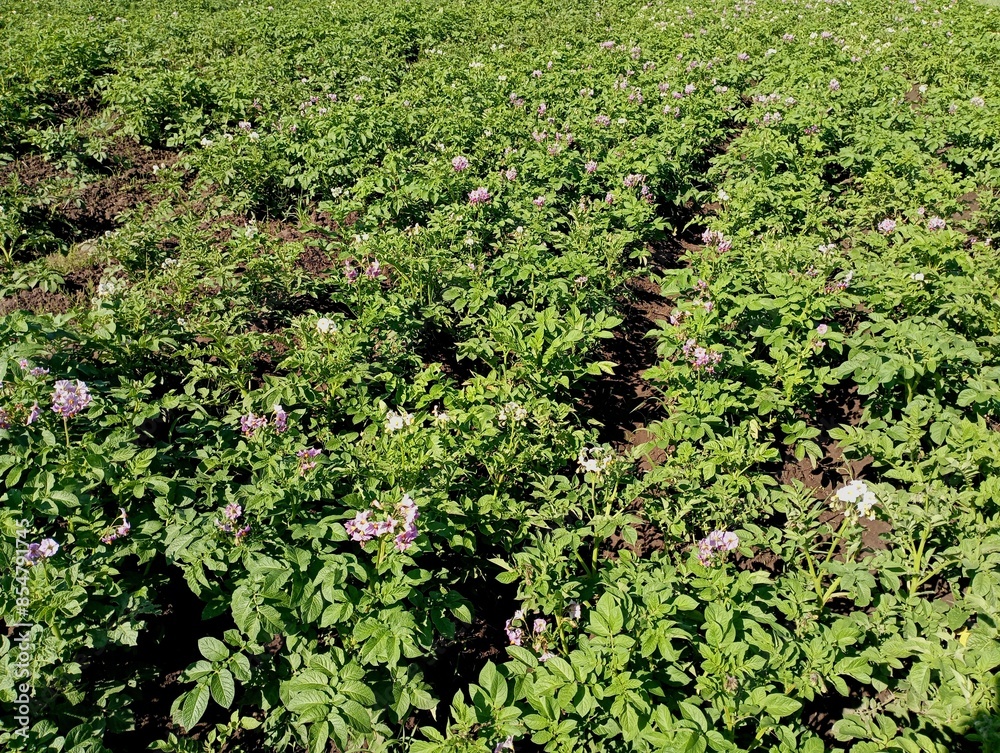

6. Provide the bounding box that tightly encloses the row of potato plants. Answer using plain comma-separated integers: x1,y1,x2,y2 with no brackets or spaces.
1,0,999,750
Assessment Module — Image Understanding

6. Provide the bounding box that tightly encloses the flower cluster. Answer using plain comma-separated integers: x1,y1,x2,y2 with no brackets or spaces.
273,405,288,433
825,270,854,293
696,530,739,565
577,446,615,478
833,479,878,518
217,502,251,543
701,228,732,252
692,279,714,313
296,448,321,474
19,360,49,377
345,494,420,552
316,317,338,335
25,538,59,564
878,218,897,234
681,339,723,372
451,155,469,171
240,412,268,437
385,409,415,433
927,216,946,231
468,187,491,205
504,610,556,661
101,509,132,545
497,401,528,427
240,405,292,438
51,380,92,418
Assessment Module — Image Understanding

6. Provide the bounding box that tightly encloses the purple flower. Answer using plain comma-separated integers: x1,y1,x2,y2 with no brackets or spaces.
928,217,946,231
296,447,322,474
468,187,491,205
817,323,829,336
604,192,615,205
29,367,49,377
737,52,750,61
102,509,132,544
829,79,841,91
239,413,268,437
26,403,40,425
536,102,547,116
504,617,523,645
533,196,546,208
273,404,288,433
51,380,92,418
394,523,418,552
0,408,8,430
344,262,359,283
623,173,645,188
878,218,897,234
504,168,517,181
584,160,598,174
533,618,547,634
451,155,469,171
346,510,375,542
599,40,616,50
971,96,985,107
594,114,611,127
494,736,515,753
234,524,251,544
696,530,739,565
33,538,59,560
825,270,854,293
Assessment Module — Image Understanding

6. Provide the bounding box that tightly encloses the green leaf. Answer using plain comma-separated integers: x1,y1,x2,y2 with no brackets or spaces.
175,684,210,731
763,693,802,719
198,637,230,662
210,669,236,708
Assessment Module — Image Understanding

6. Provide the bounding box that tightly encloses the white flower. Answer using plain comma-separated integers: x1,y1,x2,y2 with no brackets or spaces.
910,272,925,282
38,538,60,557
497,402,528,427
834,479,878,518
577,446,615,477
316,317,337,335
857,492,877,518
432,406,451,424
385,410,415,433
